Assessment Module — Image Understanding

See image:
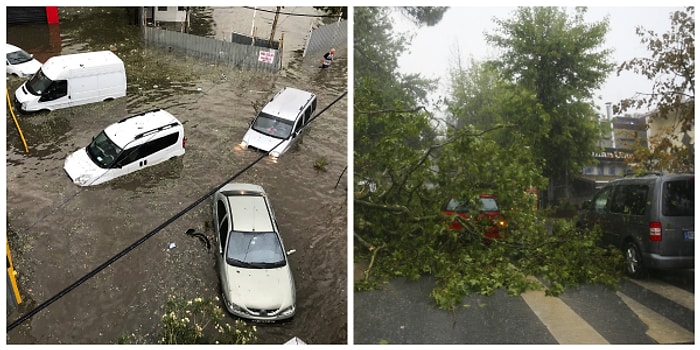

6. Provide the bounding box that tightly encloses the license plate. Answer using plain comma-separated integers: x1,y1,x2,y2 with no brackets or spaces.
684,230,694,240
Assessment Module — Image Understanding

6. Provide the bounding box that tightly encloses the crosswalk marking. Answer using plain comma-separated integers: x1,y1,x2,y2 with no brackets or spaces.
521,288,608,344
627,278,695,311
617,291,694,344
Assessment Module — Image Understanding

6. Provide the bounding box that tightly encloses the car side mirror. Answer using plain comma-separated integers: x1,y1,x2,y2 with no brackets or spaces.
286,249,296,256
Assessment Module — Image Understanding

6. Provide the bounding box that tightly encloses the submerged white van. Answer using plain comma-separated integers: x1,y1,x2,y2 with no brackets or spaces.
14,50,126,112
64,109,186,186
240,87,317,159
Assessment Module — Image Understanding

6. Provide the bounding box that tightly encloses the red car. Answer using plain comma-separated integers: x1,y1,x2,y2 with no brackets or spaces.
443,194,507,240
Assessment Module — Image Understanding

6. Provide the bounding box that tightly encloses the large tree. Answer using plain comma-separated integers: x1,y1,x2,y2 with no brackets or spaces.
485,7,614,205
354,7,623,310
616,7,694,173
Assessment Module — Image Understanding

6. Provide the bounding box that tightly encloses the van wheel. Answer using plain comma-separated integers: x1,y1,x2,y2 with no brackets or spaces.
623,242,646,279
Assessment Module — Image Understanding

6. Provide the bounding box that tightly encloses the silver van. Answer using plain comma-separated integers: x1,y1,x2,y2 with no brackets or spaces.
577,173,694,278
240,87,317,159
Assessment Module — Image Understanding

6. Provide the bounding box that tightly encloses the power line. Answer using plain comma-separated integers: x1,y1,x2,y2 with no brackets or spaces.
7,90,347,332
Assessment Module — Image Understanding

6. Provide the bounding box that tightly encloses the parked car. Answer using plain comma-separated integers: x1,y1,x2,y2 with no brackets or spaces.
443,194,507,240
240,87,317,159
212,182,296,322
577,173,694,278
63,108,186,186
14,50,126,112
6,43,42,78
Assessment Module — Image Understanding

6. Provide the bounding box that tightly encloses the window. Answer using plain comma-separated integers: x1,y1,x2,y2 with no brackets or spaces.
157,7,167,11
304,106,312,127
137,132,179,158
610,184,648,215
593,186,612,213
226,231,286,268
217,200,228,255
663,179,693,216
39,80,67,101
112,148,141,168
87,131,123,168
293,114,304,134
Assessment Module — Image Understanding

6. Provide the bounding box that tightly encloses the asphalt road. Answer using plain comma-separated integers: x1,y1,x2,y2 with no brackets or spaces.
353,272,694,344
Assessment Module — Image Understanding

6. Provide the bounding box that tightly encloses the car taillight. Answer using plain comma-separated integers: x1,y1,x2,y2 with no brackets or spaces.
649,221,662,241
183,137,187,148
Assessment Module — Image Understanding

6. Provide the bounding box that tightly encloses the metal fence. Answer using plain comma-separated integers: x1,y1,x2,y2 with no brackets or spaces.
304,19,347,58
143,26,281,73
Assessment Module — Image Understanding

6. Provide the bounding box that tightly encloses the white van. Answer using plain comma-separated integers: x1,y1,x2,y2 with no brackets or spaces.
14,50,126,112
64,109,186,186
240,87,317,159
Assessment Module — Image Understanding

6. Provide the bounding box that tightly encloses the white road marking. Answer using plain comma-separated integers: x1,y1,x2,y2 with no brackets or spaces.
617,291,694,344
521,288,608,344
627,278,695,311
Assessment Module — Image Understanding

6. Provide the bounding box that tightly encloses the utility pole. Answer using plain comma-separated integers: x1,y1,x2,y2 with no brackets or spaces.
269,6,281,48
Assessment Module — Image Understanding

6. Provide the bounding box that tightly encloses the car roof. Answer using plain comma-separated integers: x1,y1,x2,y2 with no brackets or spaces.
612,173,694,184
261,87,315,122
219,183,274,232
103,109,181,148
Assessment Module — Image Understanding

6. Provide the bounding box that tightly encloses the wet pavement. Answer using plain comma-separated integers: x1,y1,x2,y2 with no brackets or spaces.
5,7,347,344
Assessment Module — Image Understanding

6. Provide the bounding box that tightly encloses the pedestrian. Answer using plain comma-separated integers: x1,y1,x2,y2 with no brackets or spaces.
320,48,335,68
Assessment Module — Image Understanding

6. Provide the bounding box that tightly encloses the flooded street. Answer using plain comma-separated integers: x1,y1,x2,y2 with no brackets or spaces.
5,7,347,344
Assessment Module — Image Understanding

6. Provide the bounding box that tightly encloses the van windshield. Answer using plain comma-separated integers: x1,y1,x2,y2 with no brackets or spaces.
25,69,53,96
251,112,294,139
86,131,122,168
662,179,694,216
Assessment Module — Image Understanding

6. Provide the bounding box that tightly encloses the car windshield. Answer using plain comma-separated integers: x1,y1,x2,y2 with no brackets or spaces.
86,131,122,168
226,231,286,269
446,197,499,213
251,112,294,139
662,178,694,216
25,68,53,96
7,49,33,65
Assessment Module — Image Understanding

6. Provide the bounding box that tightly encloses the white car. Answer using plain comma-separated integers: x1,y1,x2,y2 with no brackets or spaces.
64,109,186,186
212,183,296,322
6,43,42,78
240,87,317,159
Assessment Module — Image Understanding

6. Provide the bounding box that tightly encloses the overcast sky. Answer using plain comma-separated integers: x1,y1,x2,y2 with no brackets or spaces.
392,6,688,117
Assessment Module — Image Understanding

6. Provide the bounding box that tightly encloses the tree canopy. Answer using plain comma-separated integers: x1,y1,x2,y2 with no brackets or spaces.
616,6,694,173
485,7,614,203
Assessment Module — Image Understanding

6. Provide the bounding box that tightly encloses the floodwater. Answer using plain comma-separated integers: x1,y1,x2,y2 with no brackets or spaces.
5,7,348,344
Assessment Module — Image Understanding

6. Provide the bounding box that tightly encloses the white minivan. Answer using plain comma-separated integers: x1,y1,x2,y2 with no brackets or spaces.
240,87,317,159
14,50,126,112
64,109,186,186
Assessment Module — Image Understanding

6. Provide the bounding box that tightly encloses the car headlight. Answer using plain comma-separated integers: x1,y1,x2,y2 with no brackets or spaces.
240,140,248,149
279,305,295,317
75,174,94,186
223,297,246,314
269,151,280,159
